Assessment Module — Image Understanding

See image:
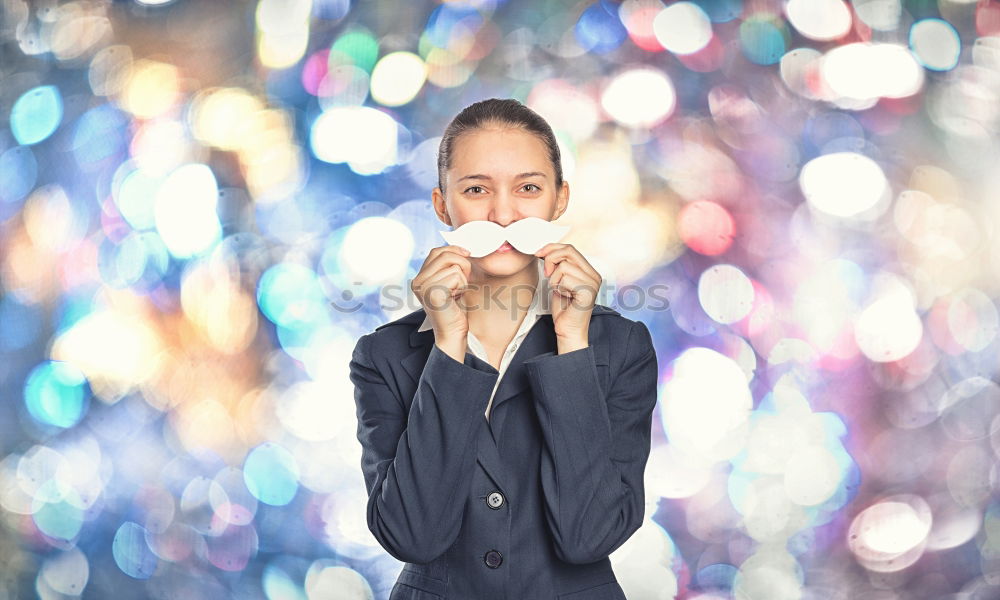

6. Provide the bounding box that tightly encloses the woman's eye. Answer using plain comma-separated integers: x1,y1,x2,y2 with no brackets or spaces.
464,185,485,194
522,184,541,192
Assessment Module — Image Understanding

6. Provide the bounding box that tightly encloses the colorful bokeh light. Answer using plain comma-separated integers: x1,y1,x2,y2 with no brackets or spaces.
2,1,1000,598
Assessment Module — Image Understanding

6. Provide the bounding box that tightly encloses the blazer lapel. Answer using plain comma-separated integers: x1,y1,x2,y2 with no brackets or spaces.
399,328,512,491
485,313,555,447
486,310,613,448
395,306,617,492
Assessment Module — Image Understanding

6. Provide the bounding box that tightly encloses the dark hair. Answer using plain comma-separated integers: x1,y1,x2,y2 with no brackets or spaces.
436,97,563,196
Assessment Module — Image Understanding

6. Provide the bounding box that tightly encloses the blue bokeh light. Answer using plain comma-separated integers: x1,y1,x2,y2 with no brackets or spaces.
11,85,63,145
243,443,300,507
24,361,90,429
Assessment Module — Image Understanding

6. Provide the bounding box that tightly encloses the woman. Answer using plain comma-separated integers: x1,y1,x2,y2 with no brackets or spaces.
350,98,659,599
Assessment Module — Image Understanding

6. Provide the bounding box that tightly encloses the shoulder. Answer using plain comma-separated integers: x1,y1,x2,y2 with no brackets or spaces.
590,308,656,372
352,308,424,364
589,305,649,340
359,304,646,355
373,307,427,333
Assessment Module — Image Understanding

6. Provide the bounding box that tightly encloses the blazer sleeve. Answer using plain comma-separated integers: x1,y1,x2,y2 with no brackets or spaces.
350,333,500,564
522,319,658,564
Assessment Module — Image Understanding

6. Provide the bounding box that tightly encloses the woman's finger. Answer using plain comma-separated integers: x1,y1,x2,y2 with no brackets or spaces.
537,244,599,280
422,265,468,305
549,264,598,301
414,250,471,288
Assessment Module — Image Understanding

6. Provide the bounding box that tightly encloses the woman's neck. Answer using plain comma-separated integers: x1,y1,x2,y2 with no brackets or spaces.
464,260,540,334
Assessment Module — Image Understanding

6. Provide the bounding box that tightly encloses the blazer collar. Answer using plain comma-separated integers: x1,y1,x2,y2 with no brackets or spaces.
406,301,618,349
399,303,617,409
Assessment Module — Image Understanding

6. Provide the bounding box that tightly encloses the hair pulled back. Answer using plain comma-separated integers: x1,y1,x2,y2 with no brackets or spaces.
436,98,563,195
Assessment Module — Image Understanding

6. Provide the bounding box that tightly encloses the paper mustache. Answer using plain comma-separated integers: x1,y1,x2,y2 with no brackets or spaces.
439,217,571,257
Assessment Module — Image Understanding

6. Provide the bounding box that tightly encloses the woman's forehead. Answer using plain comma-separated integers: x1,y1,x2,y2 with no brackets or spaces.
449,128,551,176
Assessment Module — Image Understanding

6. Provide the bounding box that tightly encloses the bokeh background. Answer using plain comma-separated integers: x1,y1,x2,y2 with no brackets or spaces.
2,0,1000,598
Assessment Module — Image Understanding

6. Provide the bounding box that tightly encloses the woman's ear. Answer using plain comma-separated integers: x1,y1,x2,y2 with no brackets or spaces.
432,187,452,226
554,180,569,220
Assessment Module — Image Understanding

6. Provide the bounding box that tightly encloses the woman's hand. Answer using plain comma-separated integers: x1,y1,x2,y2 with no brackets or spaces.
411,245,473,359
534,243,602,351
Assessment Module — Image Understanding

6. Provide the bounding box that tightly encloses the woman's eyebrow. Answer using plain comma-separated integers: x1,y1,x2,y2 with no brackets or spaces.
457,172,548,182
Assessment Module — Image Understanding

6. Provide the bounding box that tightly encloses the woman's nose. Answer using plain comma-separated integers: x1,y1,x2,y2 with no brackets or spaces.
490,191,518,225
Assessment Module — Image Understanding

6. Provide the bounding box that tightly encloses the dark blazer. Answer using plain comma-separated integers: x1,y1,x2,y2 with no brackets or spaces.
350,303,659,600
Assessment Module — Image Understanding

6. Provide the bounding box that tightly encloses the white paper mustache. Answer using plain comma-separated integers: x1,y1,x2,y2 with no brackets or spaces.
439,217,570,257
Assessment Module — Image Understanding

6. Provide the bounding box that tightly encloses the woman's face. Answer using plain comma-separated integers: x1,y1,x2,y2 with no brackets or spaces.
432,126,569,277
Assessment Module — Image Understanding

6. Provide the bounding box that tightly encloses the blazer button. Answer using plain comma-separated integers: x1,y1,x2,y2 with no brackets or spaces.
484,549,503,568
486,491,504,509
